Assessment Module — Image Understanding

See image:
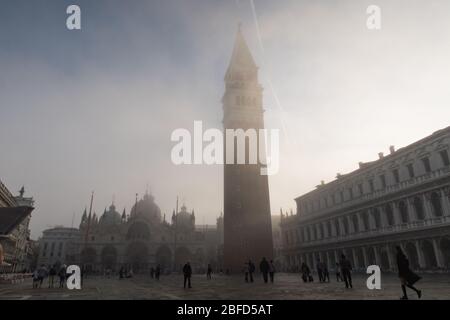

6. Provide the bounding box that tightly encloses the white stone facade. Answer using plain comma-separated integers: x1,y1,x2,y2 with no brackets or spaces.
281,126,450,272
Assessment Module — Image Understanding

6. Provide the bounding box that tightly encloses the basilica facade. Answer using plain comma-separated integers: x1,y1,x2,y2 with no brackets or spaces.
281,126,450,272
59,193,223,274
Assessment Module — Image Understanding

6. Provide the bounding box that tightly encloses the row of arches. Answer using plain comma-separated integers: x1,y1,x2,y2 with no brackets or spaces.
284,237,450,272
285,189,448,246
80,243,210,273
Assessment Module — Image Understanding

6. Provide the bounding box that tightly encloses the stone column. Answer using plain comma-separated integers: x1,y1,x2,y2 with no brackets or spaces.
374,246,381,266
368,210,376,230
422,193,433,219
392,202,402,225
316,224,322,240
379,206,388,227
339,217,346,236
415,240,426,269
441,188,450,216
405,197,416,221
386,245,396,271
326,251,331,270
348,216,355,234
358,213,365,232
432,238,445,268
362,247,369,268
334,250,339,266
352,248,358,269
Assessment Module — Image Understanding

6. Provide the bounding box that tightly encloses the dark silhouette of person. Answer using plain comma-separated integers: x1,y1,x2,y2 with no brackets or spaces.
260,257,270,283
119,266,124,279
58,265,67,288
183,262,192,289
335,262,342,282
300,262,311,283
339,254,352,288
396,246,422,300
269,260,275,283
150,267,154,279
248,260,255,283
316,259,324,282
155,264,161,280
207,264,212,280
321,261,330,282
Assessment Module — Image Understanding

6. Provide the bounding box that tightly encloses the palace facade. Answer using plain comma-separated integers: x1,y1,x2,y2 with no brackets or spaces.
0,182,35,273
281,126,450,272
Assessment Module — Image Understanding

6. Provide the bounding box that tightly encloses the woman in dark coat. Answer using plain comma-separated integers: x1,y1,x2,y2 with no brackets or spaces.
396,246,422,300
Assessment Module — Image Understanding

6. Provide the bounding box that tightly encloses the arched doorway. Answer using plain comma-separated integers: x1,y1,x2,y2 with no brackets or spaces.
81,247,97,273
155,245,172,272
398,201,409,223
175,247,191,271
126,242,149,273
101,246,118,271
440,238,450,269
413,197,425,220
421,240,437,269
404,243,419,270
430,192,443,217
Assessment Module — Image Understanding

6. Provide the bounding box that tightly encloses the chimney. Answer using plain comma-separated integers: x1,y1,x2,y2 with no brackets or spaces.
359,162,364,169
389,145,395,154
378,152,384,159
336,173,342,179
321,180,325,185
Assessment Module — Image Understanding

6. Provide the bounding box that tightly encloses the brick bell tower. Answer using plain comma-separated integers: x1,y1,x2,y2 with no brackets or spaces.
222,26,273,272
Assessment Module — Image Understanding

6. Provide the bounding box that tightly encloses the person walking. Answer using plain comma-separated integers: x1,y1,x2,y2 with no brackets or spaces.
335,262,342,282
269,260,275,283
37,264,47,288
248,260,255,283
396,246,422,300
32,269,39,289
300,262,311,283
339,254,353,289
316,259,324,282
206,264,212,280
48,265,56,288
260,257,270,283
150,267,155,279
183,262,192,289
58,265,67,288
244,262,250,283
155,264,161,280
322,261,330,282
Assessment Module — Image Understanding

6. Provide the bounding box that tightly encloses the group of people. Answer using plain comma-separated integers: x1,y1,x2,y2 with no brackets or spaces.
300,254,357,289
32,264,68,289
243,257,276,284
299,248,422,299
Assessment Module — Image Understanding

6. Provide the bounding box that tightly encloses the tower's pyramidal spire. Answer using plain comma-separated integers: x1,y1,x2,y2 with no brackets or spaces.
226,25,257,78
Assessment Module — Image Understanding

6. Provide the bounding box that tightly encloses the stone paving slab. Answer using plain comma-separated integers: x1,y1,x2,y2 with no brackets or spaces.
0,273,449,300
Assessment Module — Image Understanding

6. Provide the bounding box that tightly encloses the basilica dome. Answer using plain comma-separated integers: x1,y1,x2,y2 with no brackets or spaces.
98,204,122,228
130,193,162,224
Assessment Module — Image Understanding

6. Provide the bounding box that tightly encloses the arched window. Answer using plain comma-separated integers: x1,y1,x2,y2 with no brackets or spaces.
413,197,425,220
372,209,381,229
430,192,443,217
352,215,359,233
398,201,409,223
385,204,395,226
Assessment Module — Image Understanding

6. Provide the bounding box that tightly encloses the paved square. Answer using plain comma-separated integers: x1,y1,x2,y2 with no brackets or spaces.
0,273,449,300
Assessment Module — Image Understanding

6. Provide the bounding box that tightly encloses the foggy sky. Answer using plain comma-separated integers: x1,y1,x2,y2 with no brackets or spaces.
1,0,450,239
